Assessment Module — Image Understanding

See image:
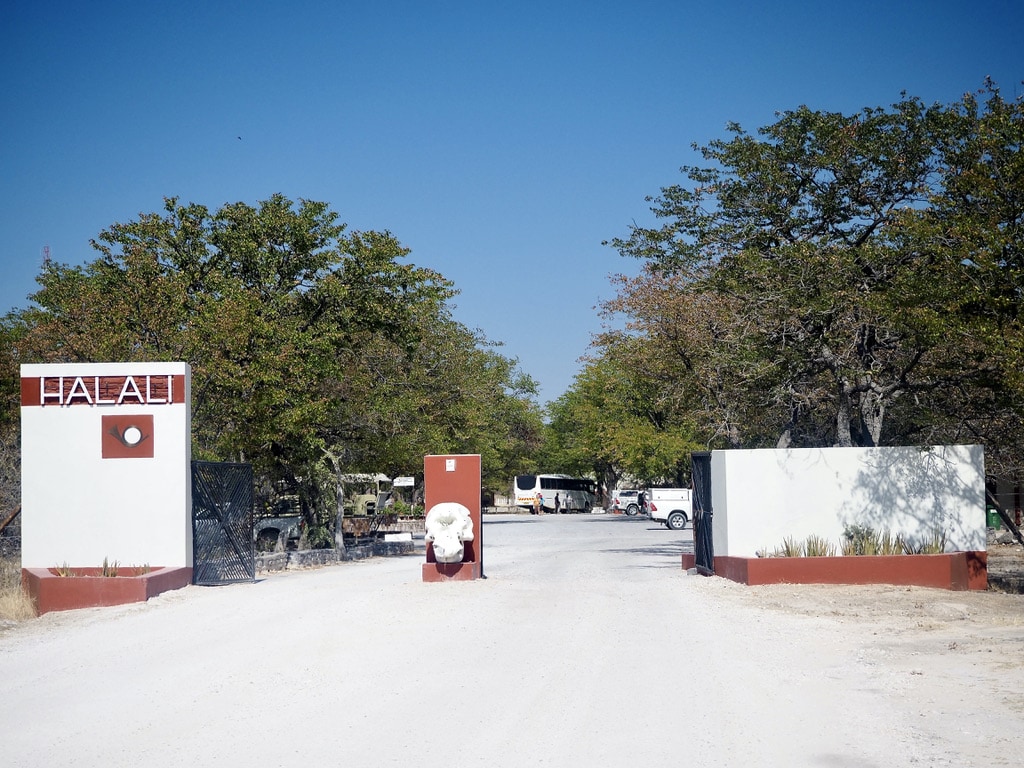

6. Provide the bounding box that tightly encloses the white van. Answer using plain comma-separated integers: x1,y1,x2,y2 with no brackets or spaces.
647,488,692,530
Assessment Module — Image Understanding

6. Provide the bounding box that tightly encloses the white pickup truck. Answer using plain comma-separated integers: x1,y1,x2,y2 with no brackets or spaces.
646,488,692,530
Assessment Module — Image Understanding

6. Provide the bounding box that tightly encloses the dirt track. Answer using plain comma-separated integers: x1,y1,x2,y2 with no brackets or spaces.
1,514,1023,767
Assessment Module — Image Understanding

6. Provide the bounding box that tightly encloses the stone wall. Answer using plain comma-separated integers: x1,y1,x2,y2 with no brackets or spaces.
255,539,418,573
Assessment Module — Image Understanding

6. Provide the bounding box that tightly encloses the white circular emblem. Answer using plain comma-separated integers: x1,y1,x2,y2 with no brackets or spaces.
123,426,143,446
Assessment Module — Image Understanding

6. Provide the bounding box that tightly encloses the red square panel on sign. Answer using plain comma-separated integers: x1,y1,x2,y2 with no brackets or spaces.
101,414,154,459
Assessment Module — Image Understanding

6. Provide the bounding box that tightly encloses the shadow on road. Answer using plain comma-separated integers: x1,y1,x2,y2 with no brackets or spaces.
604,540,694,558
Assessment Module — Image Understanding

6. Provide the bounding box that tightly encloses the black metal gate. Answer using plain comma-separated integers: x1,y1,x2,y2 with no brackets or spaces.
691,451,715,575
192,460,255,585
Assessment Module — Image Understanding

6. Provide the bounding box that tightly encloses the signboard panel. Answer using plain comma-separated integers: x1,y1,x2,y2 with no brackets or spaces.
20,362,192,570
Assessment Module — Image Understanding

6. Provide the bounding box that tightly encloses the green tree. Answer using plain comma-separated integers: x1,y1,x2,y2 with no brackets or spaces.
13,194,539,542
894,81,1024,477
320,310,543,498
545,345,701,503
0,314,27,517
609,84,1024,453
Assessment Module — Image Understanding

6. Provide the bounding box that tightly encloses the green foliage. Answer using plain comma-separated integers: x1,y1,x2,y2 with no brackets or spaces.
768,527,943,557
774,536,804,558
11,194,540,534
0,315,27,434
903,529,947,555
840,525,938,556
543,346,702,501
842,524,879,556
803,535,837,558
606,82,1024,464
878,530,905,557
389,499,424,518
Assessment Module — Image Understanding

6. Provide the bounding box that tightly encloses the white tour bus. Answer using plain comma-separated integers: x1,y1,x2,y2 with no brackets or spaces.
513,474,595,513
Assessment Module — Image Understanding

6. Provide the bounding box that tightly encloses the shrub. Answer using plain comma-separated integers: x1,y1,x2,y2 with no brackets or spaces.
804,534,837,557
774,536,803,557
903,529,947,555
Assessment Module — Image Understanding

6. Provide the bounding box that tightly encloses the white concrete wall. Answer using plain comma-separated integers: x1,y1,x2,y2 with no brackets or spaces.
710,445,986,557
20,362,192,569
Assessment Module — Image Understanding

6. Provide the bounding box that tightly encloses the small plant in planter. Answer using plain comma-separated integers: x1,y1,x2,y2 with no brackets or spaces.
765,526,951,557
903,529,947,555
773,536,804,557
52,558,151,577
803,534,837,558
842,524,878,555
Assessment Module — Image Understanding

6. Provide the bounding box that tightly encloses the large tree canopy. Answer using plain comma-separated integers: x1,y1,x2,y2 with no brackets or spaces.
4,195,542,538
604,82,1024,476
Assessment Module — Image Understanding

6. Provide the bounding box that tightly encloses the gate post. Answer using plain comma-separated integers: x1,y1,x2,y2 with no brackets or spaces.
422,454,482,582
691,451,715,575
19,362,193,614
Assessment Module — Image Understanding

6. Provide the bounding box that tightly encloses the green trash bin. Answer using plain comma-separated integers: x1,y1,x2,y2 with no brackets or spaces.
986,508,1002,529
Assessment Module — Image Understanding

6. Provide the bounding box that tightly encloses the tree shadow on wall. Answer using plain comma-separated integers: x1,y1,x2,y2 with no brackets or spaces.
846,445,984,550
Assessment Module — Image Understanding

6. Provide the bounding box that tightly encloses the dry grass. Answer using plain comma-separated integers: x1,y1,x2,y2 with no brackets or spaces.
0,555,36,623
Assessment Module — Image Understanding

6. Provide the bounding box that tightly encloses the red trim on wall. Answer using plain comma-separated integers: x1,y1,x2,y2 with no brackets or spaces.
20,377,40,406
681,552,988,591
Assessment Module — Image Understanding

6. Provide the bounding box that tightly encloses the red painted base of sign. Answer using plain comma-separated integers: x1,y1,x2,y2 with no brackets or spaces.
422,561,483,582
21,566,193,615
681,552,987,591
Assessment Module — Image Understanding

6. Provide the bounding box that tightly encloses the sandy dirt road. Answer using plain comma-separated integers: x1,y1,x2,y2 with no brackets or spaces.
2,513,1023,767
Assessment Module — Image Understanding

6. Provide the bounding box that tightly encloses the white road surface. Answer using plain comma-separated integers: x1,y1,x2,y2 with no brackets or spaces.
1,513,1022,767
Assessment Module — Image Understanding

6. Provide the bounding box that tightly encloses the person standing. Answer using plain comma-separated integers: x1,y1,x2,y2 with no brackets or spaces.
554,493,561,514
533,492,542,515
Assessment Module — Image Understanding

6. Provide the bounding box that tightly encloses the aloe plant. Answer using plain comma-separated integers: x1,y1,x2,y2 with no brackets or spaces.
804,534,836,557
774,536,804,557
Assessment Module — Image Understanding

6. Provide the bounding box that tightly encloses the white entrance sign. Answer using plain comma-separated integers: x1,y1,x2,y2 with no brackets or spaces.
20,362,193,570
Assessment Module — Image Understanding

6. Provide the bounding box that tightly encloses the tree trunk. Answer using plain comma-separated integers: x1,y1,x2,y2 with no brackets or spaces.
835,382,854,447
324,450,347,556
859,387,884,447
600,465,621,509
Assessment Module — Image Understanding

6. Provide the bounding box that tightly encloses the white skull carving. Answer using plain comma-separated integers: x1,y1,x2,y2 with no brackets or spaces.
425,502,475,563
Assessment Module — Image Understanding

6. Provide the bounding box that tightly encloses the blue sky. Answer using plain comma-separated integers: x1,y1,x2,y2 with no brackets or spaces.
3,1,1022,404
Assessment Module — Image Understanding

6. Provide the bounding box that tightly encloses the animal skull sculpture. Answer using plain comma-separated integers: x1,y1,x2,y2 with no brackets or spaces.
425,502,475,563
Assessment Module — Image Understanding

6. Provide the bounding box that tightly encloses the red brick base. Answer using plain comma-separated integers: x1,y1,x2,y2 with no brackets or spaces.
22,566,193,615
681,552,987,591
422,560,483,582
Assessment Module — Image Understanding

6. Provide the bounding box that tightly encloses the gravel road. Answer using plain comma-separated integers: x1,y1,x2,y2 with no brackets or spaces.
2,513,1023,767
